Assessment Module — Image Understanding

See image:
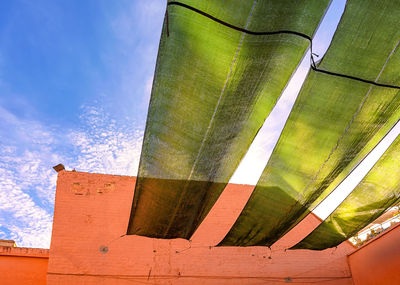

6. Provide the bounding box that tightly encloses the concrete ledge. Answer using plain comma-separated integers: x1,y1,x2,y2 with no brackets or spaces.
0,246,49,258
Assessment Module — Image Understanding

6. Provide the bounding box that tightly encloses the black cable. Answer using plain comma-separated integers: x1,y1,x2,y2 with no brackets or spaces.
167,1,400,90
311,66,400,89
167,2,312,44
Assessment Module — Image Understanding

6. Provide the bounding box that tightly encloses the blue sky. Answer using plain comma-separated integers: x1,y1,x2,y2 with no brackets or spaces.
1,0,397,249
0,0,164,247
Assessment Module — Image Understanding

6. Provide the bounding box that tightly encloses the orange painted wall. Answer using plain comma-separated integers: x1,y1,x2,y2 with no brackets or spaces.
47,171,355,285
348,223,400,285
0,246,49,285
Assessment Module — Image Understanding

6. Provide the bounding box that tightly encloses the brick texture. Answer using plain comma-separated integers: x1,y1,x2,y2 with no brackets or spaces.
47,171,355,284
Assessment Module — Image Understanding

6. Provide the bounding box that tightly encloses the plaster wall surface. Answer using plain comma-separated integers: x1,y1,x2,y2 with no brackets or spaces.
48,171,355,285
348,223,400,285
0,246,49,285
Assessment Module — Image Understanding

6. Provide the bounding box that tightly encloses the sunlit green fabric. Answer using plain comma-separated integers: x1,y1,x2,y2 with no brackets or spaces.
292,135,400,250
220,0,400,247
127,0,330,238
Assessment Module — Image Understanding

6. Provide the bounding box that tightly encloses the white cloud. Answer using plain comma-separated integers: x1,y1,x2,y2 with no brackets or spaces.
0,175,53,248
69,104,143,176
0,0,166,248
0,102,144,248
0,0,350,248
0,106,59,248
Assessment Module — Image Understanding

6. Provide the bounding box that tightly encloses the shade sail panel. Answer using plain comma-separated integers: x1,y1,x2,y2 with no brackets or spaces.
292,135,400,250
127,0,331,239
220,0,400,247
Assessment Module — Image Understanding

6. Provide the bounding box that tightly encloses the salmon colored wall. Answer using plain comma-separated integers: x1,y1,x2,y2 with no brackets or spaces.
0,246,49,285
48,171,355,285
348,223,400,285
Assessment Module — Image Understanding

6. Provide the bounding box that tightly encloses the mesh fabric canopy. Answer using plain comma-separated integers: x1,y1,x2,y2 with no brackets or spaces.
127,0,330,239
292,135,400,250
220,0,400,247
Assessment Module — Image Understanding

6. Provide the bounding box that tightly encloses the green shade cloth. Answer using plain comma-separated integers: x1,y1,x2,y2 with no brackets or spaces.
127,0,330,239
292,135,400,250
220,0,400,247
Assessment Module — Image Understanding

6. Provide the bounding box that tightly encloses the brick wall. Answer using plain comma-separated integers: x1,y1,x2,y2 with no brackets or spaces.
47,171,355,284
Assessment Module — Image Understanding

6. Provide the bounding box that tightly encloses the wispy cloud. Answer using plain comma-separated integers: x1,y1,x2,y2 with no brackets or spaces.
0,105,60,248
69,104,143,176
0,0,165,248
0,102,144,248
